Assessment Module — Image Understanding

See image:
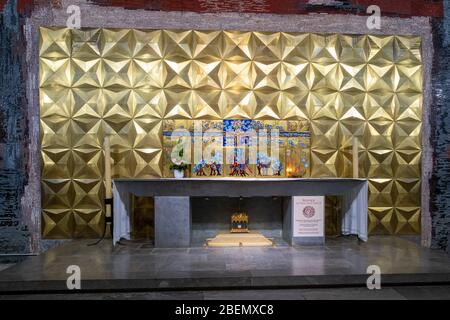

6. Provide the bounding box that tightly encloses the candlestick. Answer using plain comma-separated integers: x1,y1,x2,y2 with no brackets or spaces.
104,136,112,218
352,136,359,178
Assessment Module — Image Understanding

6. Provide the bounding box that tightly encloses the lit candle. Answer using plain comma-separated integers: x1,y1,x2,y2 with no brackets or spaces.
352,136,359,178
104,136,112,218
287,166,295,176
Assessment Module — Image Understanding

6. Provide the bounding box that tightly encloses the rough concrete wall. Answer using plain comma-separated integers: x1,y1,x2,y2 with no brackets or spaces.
23,1,53,253
0,0,52,254
88,0,444,17
430,3,450,253
0,0,31,253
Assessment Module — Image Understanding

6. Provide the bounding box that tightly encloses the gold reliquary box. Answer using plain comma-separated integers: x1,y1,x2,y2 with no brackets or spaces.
231,212,249,233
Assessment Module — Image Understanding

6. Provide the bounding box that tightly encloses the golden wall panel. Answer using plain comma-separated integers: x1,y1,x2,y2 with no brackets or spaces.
39,28,422,238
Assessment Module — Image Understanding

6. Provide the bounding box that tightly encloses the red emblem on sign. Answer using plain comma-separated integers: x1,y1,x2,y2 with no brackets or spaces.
303,206,315,218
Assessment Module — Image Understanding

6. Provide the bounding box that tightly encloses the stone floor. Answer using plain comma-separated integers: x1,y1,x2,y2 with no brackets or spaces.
2,285,450,300
1,236,450,293
0,264,14,272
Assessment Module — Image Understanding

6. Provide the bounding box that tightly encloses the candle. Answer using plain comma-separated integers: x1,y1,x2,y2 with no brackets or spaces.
352,136,359,178
104,136,112,218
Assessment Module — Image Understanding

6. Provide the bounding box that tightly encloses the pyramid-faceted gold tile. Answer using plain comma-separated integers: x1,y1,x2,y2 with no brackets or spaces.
40,28,422,238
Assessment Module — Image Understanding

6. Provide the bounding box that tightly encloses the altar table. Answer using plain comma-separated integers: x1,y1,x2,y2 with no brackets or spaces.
113,178,368,247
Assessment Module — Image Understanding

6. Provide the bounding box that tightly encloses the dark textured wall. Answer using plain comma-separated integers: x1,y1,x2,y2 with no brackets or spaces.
430,3,450,253
0,0,32,253
89,0,444,17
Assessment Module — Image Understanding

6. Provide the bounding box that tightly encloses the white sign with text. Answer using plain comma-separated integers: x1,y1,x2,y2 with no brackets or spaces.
293,196,325,237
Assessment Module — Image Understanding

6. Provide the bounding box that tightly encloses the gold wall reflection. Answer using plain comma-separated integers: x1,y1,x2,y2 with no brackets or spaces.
39,28,422,238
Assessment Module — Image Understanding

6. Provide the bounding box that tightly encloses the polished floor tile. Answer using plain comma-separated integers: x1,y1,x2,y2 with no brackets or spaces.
2,286,450,300
1,236,450,283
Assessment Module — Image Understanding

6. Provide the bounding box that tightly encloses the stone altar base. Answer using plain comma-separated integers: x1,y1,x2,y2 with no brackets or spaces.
206,232,274,247
113,178,369,247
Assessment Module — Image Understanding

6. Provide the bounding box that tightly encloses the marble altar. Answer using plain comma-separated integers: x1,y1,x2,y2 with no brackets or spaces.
113,178,368,247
